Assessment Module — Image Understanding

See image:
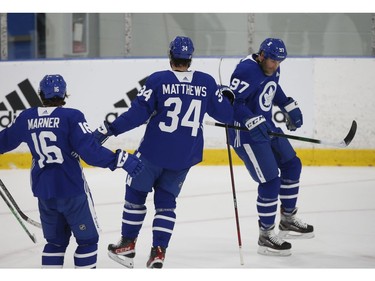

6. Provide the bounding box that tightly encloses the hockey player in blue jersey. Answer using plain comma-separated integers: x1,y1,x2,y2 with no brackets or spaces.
228,38,314,256
94,36,234,268
0,74,144,268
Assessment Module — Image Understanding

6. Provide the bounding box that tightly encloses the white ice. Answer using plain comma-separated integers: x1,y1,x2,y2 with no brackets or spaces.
0,165,374,279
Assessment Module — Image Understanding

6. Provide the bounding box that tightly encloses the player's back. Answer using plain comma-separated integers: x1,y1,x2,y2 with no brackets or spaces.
9,106,98,199
138,69,231,170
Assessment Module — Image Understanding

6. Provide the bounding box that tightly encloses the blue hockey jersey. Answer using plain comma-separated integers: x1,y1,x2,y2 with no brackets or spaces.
0,107,119,199
228,54,289,146
109,70,233,170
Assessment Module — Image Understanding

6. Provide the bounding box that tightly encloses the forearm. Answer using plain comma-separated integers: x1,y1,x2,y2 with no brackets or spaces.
110,105,150,136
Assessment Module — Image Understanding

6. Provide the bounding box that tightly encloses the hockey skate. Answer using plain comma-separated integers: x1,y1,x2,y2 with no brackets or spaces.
108,237,136,268
278,207,314,239
146,246,166,269
257,221,291,256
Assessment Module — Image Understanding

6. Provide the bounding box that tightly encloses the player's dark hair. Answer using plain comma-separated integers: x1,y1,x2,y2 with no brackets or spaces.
169,52,192,68
39,91,66,107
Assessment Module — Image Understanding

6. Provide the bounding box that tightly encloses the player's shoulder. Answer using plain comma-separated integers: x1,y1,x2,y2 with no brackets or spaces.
191,70,216,85
57,106,82,114
238,54,259,70
233,55,262,79
17,107,36,117
193,69,214,78
55,107,85,120
148,70,170,79
13,107,42,122
145,70,171,85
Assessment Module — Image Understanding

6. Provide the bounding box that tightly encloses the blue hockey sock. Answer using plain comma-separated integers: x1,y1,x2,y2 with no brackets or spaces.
42,243,67,268
74,242,98,268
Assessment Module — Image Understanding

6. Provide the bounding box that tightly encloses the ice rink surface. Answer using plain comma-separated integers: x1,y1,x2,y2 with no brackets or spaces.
0,165,374,279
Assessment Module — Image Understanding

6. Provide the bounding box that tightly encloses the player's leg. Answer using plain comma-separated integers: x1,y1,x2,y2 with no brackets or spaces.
272,131,314,239
65,193,100,268
107,186,148,268
146,167,189,268
107,156,156,268
38,198,71,268
233,142,291,256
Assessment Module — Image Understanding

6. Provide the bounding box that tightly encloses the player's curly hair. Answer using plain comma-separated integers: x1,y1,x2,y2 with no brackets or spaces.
39,92,67,107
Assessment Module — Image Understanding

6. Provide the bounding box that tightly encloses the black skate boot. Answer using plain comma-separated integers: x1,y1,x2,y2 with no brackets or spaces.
257,220,292,256
108,237,136,268
146,246,166,269
278,207,314,239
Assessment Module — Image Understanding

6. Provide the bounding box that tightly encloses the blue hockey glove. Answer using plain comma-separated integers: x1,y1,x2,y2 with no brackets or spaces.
219,85,235,105
245,115,271,142
115,149,144,178
93,121,113,144
279,97,303,131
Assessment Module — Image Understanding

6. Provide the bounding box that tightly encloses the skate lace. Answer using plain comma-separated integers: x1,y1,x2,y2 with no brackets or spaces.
268,231,285,246
291,216,308,229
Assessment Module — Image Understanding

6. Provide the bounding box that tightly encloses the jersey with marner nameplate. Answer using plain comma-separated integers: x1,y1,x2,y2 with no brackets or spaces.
0,106,119,199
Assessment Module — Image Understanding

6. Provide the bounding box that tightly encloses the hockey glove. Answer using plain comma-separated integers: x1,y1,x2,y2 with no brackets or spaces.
245,115,271,142
115,149,144,178
279,97,303,131
93,121,113,144
220,85,235,105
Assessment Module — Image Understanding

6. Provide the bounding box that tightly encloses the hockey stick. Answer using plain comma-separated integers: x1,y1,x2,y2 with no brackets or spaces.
206,120,357,148
218,58,244,265
0,188,37,243
0,179,42,228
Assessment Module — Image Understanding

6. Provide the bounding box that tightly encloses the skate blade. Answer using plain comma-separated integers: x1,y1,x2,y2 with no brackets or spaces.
147,260,164,269
257,246,291,256
108,251,134,268
278,230,315,240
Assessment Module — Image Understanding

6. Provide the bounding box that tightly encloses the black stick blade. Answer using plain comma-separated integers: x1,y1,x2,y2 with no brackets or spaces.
343,120,357,147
